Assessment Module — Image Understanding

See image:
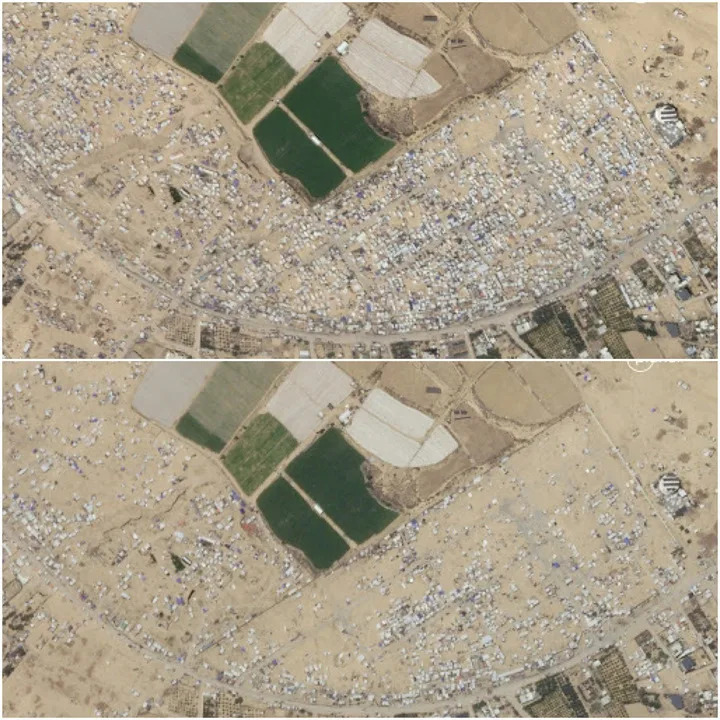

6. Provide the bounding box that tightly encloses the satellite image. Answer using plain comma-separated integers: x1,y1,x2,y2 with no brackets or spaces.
2,2,717,359
1,2,719,719
2,359,717,717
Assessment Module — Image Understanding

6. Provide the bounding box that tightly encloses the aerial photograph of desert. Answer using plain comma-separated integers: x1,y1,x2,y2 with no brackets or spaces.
2,2,718,718
2,359,717,717
2,2,717,359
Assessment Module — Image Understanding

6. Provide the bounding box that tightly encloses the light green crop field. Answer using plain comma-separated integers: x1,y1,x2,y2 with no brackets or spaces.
221,42,296,123
223,413,298,494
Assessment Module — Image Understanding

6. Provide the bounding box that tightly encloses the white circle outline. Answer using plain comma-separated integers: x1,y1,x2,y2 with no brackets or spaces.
627,361,655,373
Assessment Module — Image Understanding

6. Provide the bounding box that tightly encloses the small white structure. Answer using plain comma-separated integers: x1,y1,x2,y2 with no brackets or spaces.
336,40,349,56
658,472,681,495
654,103,680,124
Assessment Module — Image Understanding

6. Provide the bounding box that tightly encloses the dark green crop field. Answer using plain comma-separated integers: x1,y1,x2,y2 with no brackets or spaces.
283,58,395,172
176,413,226,453
174,43,224,83
257,476,349,569
253,107,345,198
221,42,296,124
223,414,297,495
286,428,398,543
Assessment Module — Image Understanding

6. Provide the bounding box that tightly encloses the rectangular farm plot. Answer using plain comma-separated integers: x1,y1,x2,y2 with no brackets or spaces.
176,3,276,82
222,413,297,495
174,44,224,83
283,58,395,172
361,388,433,439
266,362,353,442
257,476,349,570
263,3,350,71
176,413,225,453
220,43,296,124
344,389,458,468
342,18,440,99
253,107,346,199
130,3,205,59
176,362,286,451
132,361,218,427
286,428,398,544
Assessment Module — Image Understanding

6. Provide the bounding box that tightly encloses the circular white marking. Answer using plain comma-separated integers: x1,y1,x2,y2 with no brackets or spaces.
627,361,655,373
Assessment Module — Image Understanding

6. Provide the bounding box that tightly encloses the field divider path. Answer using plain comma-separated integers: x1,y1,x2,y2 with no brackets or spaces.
248,390,350,499
280,472,357,549
218,366,293,456
248,433,312,501
398,366,478,468
279,101,355,177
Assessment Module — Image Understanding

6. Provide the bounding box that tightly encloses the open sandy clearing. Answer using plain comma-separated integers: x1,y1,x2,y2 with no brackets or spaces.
474,363,553,425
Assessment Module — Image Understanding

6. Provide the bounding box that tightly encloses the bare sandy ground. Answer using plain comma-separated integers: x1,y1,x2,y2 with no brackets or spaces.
3,360,716,715
3,362,312,716
576,2,717,189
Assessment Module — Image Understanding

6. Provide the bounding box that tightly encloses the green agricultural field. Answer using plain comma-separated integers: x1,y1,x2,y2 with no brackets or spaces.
283,58,395,172
254,108,345,199
175,3,276,82
174,43,224,83
257,476,349,569
287,428,398,544
176,362,286,452
176,413,225,453
223,414,297,494
220,43,295,124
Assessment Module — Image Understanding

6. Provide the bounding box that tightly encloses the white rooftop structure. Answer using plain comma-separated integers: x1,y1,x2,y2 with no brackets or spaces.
654,103,680,125
658,471,681,495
